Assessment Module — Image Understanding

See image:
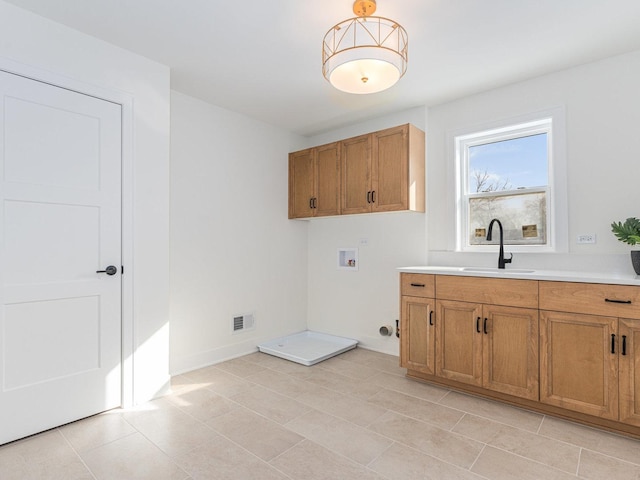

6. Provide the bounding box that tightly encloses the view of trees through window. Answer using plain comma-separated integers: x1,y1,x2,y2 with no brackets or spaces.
465,132,549,246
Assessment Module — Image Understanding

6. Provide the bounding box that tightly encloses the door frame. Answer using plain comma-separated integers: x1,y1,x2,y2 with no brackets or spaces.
0,57,135,408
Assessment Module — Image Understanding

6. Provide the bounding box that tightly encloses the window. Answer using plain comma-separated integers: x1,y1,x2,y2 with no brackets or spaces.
455,113,567,252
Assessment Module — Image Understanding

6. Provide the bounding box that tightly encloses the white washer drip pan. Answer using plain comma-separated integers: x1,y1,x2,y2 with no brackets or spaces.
258,331,358,366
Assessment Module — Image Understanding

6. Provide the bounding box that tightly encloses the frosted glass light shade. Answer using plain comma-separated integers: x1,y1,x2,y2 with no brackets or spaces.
323,16,408,94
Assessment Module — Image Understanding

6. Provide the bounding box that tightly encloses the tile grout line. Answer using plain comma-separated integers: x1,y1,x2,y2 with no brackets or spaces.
56,427,100,480
468,443,488,476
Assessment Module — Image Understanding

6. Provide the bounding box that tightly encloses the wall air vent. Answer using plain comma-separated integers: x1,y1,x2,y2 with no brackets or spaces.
232,313,255,334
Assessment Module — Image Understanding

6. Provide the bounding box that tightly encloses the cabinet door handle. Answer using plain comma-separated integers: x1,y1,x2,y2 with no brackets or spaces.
611,334,616,354
476,317,481,333
366,191,371,203
312,197,316,209
410,283,425,287
605,298,632,304
372,190,376,203
622,335,627,356
309,197,313,209
483,318,488,335
429,310,434,326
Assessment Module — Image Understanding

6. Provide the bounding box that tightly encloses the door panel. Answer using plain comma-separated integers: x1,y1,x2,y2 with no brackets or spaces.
619,318,640,426
341,134,371,214
0,70,122,445
4,201,99,284
436,299,483,386
288,149,314,218
540,310,618,420
315,142,340,217
3,296,100,390
4,94,100,189
483,305,539,400
401,296,435,375
372,125,407,212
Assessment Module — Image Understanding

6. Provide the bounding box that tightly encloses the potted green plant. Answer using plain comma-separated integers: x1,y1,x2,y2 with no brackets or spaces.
611,217,640,275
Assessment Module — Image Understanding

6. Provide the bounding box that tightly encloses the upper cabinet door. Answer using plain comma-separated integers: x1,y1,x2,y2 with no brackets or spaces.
341,134,371,215
315,142,341,217
288,148,314,219
372,125,408,212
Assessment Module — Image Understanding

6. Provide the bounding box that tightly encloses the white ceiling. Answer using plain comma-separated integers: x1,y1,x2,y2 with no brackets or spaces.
6,0,640,136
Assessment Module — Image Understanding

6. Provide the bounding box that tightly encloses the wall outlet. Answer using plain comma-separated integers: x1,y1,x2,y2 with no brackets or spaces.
576,234,596,244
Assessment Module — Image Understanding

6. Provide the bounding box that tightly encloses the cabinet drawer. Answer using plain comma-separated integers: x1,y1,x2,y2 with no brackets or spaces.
540,281,640,319
436,275,538,309
401,273,435,298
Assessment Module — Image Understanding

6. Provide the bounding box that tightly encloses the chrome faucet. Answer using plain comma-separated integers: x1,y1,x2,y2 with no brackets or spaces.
486,219,513,269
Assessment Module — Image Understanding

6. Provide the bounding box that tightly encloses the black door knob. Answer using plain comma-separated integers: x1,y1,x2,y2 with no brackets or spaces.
96,265,118,275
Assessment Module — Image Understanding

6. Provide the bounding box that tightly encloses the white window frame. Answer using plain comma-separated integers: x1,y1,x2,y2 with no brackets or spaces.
453,108,568,253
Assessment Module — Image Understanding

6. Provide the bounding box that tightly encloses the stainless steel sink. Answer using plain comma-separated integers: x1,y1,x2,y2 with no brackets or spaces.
461,267,535,274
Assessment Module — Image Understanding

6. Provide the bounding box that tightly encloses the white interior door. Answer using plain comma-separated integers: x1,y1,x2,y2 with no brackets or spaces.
0,70,122,445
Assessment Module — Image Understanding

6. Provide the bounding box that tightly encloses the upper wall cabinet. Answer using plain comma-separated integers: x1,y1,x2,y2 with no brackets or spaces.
343,124,425,215
288,124,425,219
288,142,341,218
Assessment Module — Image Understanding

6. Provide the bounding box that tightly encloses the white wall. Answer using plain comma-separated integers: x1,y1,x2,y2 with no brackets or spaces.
169,91,308,373
427,50,640,275
304,107,427,355
0,1,171,404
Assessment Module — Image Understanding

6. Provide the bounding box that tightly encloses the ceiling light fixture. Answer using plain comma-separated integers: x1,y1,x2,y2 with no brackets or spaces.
322,0,408,94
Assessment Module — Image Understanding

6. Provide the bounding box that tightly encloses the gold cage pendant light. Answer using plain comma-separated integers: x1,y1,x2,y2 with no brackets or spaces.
322,0,408,94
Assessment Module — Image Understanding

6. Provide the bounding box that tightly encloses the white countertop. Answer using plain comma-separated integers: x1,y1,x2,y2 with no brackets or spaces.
398,265,640,286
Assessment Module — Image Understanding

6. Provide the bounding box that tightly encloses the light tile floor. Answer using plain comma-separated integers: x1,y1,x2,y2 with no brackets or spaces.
1,348,640,479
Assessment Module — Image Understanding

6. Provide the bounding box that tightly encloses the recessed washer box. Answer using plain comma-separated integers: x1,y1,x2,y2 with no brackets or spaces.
337,247,358,271
258,331,358,366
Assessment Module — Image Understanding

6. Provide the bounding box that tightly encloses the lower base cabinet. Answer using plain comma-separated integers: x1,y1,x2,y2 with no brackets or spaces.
400,296,435,375
619,318,640,426
400,273,640,438
540,310,618,420
436,300,538,401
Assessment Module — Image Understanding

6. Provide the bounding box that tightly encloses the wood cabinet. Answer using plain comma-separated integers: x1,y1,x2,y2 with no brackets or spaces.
401,295,435,375
400,273,640,437
341,134,371,214
435,299,482,385
342,124,425,215
289,124,424,219
435,276,539,400
288,142,340,219
619,318,640,426
400,274,435,375
540,281,640,425
372,125,422,213
539,310,618,419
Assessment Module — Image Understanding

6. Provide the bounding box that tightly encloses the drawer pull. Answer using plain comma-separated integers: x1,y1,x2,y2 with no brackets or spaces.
476,317,481,333
410,283,425,288
429,310,434,326
622,335,627,356
611,334,616,354
605,298,632,304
